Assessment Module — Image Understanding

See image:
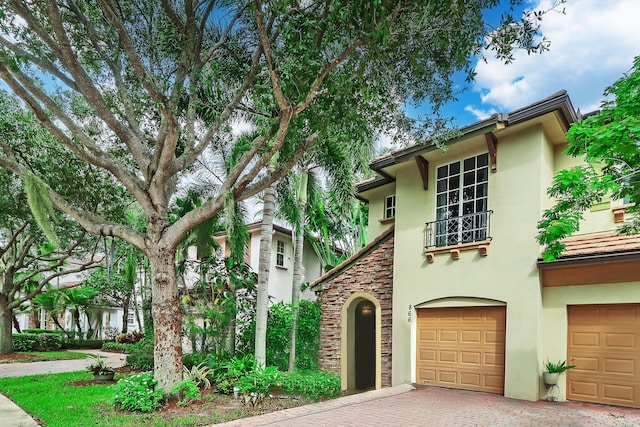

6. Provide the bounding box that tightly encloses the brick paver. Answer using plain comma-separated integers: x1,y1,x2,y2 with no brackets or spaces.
215,384,640,427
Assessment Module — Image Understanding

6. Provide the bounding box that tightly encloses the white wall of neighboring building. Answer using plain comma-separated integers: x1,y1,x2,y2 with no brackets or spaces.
230,223,324,305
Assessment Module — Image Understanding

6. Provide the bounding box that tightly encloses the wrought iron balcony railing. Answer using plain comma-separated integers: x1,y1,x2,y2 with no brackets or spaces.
425,210,493,248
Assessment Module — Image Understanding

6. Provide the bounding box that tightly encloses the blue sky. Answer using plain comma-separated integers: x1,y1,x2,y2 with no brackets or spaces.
410,0,640,127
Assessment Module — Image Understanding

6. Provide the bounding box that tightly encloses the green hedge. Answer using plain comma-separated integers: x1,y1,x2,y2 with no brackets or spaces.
281,370,341,400
22,328,65,335
101,342,136,353
13,333,63,351
62,339,107,349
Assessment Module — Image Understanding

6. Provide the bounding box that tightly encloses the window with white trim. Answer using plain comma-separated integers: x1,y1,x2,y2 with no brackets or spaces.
435,153,489,247
276,240,285,267
384,195,396,219
127,312,135,325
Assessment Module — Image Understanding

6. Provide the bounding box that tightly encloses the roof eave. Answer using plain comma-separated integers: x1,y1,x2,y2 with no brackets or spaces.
537,250,640,269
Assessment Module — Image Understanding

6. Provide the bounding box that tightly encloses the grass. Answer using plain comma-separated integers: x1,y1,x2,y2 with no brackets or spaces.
0,351,92,364
0,371,312,426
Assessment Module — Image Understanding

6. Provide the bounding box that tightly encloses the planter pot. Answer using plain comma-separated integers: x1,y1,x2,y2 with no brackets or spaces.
94,372,115,383
543,372,559,386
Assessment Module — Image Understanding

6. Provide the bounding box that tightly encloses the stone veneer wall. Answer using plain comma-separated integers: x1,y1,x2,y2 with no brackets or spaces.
317,235,394,387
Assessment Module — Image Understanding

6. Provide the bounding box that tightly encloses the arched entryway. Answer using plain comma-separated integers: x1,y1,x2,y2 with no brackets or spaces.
355,300,376,390
340,293,382,391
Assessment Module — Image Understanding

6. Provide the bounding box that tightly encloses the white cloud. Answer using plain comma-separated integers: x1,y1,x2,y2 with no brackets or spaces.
464,105,498,121
468,0,640,114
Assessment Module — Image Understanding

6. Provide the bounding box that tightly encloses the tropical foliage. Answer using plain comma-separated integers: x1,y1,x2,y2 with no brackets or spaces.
538,56,640,260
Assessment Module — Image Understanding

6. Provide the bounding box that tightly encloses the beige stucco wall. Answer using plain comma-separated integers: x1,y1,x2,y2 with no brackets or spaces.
363,110,632,403
363,182,396,242
388,123,567,401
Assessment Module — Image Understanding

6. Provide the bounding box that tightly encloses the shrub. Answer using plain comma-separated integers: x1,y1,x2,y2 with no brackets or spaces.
182,352,207,369
183,362,212,389
282,370,341,400
133,335,154,353
237,365,282,406
111,372,164,412
62,339,107,349
125,353,154,371
214,354,256,394
13,333,62,351
115,331,144,344
170,380,201,407
102,342,136,353
236,300,320,371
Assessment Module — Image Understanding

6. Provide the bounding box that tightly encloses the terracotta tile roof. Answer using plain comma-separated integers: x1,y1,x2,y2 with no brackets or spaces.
559,232,640,258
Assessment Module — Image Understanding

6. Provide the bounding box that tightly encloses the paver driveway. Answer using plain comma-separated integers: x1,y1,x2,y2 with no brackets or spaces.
216,384,640,427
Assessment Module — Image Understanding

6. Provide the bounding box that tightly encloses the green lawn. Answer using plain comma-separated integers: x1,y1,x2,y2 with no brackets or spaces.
0,371,300,426
0,351,91,364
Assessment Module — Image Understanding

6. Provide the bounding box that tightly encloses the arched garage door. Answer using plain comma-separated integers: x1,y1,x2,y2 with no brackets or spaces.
416,306,506,394
568,304,640,408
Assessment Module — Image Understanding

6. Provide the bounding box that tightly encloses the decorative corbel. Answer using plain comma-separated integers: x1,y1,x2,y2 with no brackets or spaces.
415,156,429,190
485,132,498,172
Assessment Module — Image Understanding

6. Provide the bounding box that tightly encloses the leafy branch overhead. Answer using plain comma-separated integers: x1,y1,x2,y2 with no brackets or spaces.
537,55,640,261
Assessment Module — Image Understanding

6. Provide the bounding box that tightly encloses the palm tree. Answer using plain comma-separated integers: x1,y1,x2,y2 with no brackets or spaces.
255,161,278,366
61,286,99,338
31,289,66,335
282,135,374,372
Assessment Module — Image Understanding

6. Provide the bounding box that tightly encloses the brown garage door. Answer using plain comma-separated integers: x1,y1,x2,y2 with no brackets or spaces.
416,306,506,394
568,304,640,408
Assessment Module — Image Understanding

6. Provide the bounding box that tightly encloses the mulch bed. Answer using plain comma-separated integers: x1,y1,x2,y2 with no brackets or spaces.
0,353,37,362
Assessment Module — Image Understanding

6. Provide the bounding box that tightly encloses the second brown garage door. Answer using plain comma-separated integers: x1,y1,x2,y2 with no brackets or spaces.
568,304,640,408
416,306,506,394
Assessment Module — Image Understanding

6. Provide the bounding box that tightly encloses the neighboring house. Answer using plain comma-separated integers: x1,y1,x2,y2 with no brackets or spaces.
215,221,325,303
13,261,142,338
311,91,640,409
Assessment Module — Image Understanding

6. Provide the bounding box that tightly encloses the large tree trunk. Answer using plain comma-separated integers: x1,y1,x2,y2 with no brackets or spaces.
0,296,14,354
288,173,307,372
255,181,276,366
148,245,183,392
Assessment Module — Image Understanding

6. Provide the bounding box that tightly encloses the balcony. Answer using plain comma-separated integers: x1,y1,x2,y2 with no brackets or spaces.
425,210,493,249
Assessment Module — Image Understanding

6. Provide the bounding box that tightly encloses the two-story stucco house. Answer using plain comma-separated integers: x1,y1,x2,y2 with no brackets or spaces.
311,91,640,409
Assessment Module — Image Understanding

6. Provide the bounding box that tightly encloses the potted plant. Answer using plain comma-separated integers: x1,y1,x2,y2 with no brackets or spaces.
86,354,115,383
543,360,576,386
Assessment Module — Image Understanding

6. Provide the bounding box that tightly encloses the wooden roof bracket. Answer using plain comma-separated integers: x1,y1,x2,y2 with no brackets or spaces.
485,132,498,172
415,156,429,190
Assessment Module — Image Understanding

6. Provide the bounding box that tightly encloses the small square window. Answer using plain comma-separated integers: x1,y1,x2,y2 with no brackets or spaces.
385,195,396,219
276,240,285,267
